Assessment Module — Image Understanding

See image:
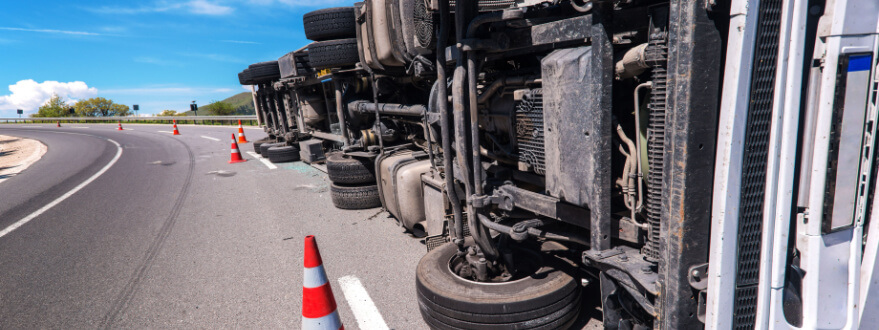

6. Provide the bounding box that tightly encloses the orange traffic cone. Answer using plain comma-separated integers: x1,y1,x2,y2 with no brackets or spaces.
117,121,124,130
237,120,248,143
302,235,343,330
56,121,61,127
172,120,181,135
229,133,246,164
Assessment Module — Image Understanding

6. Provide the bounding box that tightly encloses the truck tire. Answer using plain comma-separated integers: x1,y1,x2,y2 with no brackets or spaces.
259,142,284,156
249,61,281,83
308,39,360,69
253,138,275,154
416,240,581,329
330,183,381,210
267,145,300,163
238,69,253,85
303,7,356,41
326,152,375,185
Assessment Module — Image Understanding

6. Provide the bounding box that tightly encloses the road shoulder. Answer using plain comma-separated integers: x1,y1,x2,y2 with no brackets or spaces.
0,134,47,184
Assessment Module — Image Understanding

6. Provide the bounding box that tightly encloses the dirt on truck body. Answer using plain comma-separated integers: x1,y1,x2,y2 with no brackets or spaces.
237,0,879,328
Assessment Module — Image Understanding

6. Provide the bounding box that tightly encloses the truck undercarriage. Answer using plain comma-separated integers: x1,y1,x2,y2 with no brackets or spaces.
236,0,879,328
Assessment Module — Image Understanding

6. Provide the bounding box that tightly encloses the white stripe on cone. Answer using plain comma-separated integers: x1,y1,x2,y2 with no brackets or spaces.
231,148,239,153
303,265,329,289
303,310,343,330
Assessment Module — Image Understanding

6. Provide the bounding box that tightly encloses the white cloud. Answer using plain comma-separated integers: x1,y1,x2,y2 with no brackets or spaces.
188,0,234,15
89,1,233,16
0,27,99,36
0,80,98,113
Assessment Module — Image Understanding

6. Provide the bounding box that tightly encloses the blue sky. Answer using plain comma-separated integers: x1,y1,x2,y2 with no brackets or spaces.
0,0,352,116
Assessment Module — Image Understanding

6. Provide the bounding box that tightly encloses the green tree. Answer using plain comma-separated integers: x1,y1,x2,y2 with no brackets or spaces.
234,104,255,115
204,100,234,116
32,94,72,117
73,97,131,117
158,110,178,116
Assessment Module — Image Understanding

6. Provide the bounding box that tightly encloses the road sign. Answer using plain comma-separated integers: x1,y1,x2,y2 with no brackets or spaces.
69,108,75,115
133,105,139,111
17,109,23,118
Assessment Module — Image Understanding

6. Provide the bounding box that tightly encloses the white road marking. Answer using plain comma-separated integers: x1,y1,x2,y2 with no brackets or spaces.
72,126,89,128
338,276,389,330
200,135,220,141
0,138,123,239
245,151,277,169
158,130,174,133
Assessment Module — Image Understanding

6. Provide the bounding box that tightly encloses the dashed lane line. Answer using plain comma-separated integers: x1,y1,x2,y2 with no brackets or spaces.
245,151,277,169
0,138,123,239
338,276,390,330
157,130,173,133
200,135,220,141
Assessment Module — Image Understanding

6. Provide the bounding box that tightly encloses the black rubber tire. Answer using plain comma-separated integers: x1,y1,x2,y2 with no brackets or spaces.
238,69,253,85
330,183,381,210
252,138,274,154
326,152,375,185
267,145,300,163
303,7,357,41
416,240,581,329
249,61,281,83
295,52,313,76
307,39,360,69
259,142,284,156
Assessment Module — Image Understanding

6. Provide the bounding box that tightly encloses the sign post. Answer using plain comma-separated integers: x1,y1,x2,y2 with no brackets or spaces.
17,109,23,118
133,104,139,117
190,101,198,124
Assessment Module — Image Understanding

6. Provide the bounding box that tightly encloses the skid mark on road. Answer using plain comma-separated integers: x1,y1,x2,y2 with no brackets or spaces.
245,151,277,169
338,276,390,330
101,135,195,328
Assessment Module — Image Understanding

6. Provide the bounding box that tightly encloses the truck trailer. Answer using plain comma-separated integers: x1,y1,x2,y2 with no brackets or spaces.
236,0,879,328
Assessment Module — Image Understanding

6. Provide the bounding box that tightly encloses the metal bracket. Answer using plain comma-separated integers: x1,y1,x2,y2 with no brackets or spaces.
687,263,709,291
469,194,510,209
584,247,625,260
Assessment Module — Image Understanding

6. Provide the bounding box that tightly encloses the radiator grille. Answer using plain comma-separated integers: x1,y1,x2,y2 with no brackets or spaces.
515,89,546,175
644,27,668,261
734,286,759,327
733,0,783,327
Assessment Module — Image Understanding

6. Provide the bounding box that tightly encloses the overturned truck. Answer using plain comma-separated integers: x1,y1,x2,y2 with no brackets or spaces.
237,0,879,328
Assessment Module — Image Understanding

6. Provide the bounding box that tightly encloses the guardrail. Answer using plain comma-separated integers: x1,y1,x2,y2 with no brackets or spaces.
0,116,260,126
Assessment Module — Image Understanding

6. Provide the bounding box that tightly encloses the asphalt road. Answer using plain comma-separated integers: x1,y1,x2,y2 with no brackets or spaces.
0,123,437,329
0,123,603,329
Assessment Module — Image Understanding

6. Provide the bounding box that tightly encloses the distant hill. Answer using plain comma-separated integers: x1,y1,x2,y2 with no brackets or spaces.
182,92,255,116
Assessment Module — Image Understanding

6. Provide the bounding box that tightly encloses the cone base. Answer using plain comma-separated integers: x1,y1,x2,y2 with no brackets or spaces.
173,132,181,135
117,128,124,131
238,138,248,143
229,159,247,164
